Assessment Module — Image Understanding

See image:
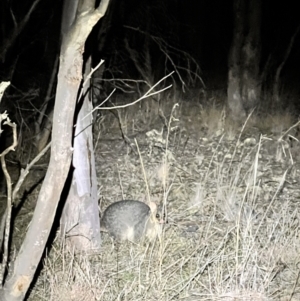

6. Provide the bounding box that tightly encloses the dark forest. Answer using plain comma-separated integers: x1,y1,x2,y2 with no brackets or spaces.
0,1,300,300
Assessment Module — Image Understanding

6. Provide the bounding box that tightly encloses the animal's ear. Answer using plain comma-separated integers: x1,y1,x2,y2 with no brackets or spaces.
149,202,157,214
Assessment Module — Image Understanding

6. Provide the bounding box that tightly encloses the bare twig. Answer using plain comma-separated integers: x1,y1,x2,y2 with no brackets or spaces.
36,55,59,129
0,116,50,286
13,142,51,204
289,268,300,301
124,26,204,89
34,56,61,152
0,117,17,285
96,72,174,111
278,119,300,142
273,25,300,102
83,72,174,123
134,139,151,205
0,0,42,62
81,85,115,121
82,59,105,89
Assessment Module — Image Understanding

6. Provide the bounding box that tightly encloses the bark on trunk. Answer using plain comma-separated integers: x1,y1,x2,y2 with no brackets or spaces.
61,56,101,251
227,0,246,118
241,0,261,111
227,0,261,118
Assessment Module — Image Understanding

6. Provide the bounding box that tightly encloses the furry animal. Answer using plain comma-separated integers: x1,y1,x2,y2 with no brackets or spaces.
100,200,162,242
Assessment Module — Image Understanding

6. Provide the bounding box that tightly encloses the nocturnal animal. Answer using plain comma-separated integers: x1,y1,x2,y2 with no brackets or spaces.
100,200,163,242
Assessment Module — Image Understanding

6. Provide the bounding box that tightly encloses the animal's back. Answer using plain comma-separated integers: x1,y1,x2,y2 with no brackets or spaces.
101,200,153,241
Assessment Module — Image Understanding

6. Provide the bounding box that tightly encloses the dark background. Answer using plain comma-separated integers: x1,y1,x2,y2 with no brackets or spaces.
1,0,300,111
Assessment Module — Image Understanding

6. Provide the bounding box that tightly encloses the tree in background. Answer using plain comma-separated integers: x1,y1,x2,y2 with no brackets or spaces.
0,0,41,68
227,0,261,117
91,0,203,106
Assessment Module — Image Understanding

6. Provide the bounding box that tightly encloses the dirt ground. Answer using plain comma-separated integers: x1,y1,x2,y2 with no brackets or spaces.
3,96,300,300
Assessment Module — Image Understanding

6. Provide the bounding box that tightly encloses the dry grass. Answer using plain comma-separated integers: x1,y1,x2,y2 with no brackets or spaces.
248,112,296,137
27,97,300,301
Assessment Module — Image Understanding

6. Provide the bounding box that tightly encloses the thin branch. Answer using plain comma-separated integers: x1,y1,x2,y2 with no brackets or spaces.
13,142,51,204
273,25,300,101
82,59,105,88
0,0,42,62
278,119,300,142
83,72,174,122
0,118,17,285
124,25,204,89
97,71,174,110
86,88,116,118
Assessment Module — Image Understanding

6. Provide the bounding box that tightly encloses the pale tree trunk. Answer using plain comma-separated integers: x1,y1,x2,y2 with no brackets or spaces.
61,56,101,250
227,0,246,118
0,0,110,300
227,0,261,118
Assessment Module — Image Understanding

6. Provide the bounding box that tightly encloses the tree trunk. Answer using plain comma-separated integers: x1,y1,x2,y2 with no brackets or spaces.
227,0,246,118
241,0,261,112
61,56,101,251
0,1,110,300
227,0,262,118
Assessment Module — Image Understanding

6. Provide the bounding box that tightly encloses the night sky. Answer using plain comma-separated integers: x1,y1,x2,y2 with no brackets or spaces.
1,0,300,109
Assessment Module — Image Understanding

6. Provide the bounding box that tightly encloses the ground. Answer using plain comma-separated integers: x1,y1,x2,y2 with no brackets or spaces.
2,94,300,301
